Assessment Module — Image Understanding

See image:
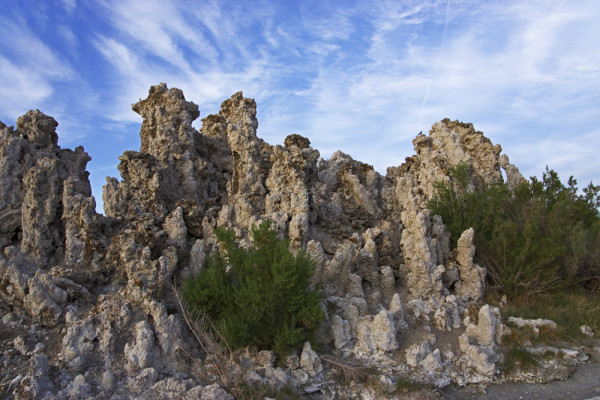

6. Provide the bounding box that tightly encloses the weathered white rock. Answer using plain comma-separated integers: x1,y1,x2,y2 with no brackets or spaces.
23,275,64,327
300,342,322,376
285,354,300,370
61,319,98,370
408,299,434,321
384,119,503,212
434,295,462,331
323,241,356,297
422,348,444,373
164,206,187,248
124,321,160,371
264,366,289,387
30,354,53,395
466,305,507,347
389,293,409,332
198,383,235,400
244,370,264,387
508,316,558,336
331,314,352,350
499,154,526,190
187,239,206,275
255,350,276,367
128,367,159,393
290,368,310,385
69,374,90,399
355,308,400,355
0,261,29,306
400,210,446,302
380,265,396,306
405,334,437,368
148,378,196,399
371,309,399,352
306,240,326,282
99,371,115,392
13,336,27,355
459,305,507,379
142,299,189,371
456,228,486,302
378,374,395,393
581,325,594,337
458,334,497,377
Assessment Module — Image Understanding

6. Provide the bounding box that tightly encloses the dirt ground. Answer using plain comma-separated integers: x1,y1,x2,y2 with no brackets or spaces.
441,344,600,400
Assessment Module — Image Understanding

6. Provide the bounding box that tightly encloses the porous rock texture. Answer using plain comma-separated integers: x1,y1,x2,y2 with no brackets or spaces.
0,84,585,399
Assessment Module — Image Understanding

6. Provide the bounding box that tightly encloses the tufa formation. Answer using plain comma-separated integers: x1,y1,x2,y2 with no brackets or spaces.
0,84,587,399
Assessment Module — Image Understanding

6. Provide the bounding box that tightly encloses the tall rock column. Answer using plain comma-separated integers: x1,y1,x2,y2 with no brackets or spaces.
265,134,319,248
217,92,270,240
103,83,213,229
455,228,486,302
400,209,446,303
0,110,95,265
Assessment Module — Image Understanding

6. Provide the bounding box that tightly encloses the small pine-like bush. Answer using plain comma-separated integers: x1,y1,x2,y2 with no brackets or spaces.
183,221,324,356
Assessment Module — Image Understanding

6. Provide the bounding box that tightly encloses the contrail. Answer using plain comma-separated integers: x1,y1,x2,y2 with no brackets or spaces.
418,0,451,130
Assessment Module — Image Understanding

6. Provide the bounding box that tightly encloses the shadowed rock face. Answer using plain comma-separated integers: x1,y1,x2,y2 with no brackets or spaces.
3,83,576,400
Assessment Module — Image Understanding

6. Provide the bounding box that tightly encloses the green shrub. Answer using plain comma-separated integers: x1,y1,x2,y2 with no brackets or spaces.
231,382,301,400
428,162,509,249
504,292,600,339
428,163,600,297
502,345,539,373
183,221,324,356
394,377,429,393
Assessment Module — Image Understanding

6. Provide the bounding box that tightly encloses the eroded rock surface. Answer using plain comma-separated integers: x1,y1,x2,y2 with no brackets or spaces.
0,84,587,399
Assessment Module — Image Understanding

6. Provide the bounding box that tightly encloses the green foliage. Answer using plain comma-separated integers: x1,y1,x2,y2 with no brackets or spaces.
394,377,429,393
502,345,539,373
504,292,600,339
428,163,600,298
232,383,301,400
183,221,324,356
428,162,510,249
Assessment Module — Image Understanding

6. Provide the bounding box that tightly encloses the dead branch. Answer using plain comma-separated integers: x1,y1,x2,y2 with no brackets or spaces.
321,355,372,383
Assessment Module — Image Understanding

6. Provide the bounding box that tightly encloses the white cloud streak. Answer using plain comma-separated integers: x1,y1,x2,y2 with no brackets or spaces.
62,0,76,13
0,16,74,123
1,0,598,213
16,0,594,195
418,0,450,127
285,0,600,186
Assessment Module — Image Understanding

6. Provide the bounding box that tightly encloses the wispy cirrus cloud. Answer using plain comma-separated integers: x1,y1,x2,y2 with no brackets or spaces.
5,0,597,211
61,0,76,14
0,16,74,123
283,0,600,185
93,1,275,122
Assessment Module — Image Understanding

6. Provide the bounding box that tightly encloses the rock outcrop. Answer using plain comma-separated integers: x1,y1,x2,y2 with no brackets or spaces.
0,84,582,399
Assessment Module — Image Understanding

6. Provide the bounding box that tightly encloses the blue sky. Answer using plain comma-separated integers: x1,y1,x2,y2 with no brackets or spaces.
1,0,599,213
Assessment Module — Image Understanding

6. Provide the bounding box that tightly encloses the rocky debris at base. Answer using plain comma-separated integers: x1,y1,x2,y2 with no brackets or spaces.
581,325,595,337
0,84,589,399
507,316,558,337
